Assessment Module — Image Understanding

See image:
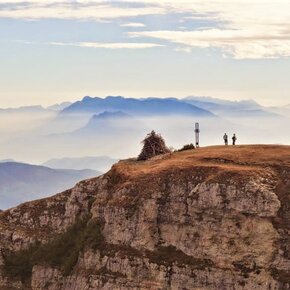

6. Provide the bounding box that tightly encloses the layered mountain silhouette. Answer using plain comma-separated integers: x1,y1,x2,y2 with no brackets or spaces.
183,96,281,118
61,96,215,117
74,111,139,134
0,105,49,114
83,111,132,129
0,96,288,178
0,162,100,209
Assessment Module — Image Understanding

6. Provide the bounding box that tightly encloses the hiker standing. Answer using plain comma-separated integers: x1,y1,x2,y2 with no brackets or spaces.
223,133,228,145
232,134,237,145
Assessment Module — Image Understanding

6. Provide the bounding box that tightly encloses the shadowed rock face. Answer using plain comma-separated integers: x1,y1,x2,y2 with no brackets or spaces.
0,145,290,290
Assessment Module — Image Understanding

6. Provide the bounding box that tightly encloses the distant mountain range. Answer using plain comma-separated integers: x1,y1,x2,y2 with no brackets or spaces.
0,102,72,113
184,96,261,109
61,96,215,117
183,97,281,118
0,97,287,119
43,156,118,172
0,162,100,209
0,105,49,114
0,96,288,176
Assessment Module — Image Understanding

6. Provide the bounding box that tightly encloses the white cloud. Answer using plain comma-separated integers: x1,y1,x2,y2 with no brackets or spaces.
127,1,290,59
129,29,290,59
48,41,163,49
121,22,146,28
0,2,166,21
1,0,290,58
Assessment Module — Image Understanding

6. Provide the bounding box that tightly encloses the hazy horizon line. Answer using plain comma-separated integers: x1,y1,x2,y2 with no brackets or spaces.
0,95,289,109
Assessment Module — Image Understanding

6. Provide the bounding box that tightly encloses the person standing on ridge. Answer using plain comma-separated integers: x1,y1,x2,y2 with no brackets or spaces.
223,133,228,145
232,133,237,145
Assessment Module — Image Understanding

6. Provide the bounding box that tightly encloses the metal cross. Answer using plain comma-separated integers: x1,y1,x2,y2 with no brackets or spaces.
195,122,200,148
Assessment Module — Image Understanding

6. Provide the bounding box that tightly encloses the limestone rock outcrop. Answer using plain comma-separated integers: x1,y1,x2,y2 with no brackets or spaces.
0,145,289,290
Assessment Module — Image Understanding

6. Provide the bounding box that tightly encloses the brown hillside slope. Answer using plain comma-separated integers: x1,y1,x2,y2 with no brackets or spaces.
0,145,290,290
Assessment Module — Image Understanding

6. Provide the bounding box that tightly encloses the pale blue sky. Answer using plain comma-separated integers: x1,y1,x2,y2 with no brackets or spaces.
0,0,290,107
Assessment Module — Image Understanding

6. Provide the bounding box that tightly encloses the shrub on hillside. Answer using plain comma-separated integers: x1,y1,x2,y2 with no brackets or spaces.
178,143,195,152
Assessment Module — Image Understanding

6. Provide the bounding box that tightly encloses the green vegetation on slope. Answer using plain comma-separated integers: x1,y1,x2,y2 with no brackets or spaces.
3,215,104,281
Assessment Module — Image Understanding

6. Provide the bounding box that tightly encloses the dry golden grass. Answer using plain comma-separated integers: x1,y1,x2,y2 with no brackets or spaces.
113,145,290,179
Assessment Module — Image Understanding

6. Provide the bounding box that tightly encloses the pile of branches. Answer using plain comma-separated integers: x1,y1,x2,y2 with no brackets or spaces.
137,130,170,161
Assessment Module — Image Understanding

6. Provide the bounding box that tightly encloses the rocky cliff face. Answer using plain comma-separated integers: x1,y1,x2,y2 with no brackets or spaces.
0,145,290,290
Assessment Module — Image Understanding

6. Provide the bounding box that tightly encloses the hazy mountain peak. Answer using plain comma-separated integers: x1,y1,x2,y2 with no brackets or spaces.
185,96,261,107
47,102,72,111
82,96,93,101
92,110,131,120
62,96,214,117
84,111,133,130
105,96,126,100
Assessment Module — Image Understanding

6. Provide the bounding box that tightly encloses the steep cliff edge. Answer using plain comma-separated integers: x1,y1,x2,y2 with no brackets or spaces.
0,145,290,290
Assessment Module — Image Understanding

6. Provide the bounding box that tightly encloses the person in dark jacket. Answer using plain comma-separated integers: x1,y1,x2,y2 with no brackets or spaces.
232,133,237,145
223,133,228,145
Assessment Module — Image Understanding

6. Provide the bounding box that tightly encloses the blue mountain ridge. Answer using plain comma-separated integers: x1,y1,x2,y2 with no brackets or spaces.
61,96,215,117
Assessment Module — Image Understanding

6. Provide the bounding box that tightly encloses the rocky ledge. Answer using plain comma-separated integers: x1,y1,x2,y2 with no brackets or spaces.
0,145,290,290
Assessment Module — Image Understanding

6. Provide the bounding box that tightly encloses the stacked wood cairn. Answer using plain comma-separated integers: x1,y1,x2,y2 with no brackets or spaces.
137,130,171,161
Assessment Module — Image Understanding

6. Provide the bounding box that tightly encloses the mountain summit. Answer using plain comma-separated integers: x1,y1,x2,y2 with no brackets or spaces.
0,145,289,289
